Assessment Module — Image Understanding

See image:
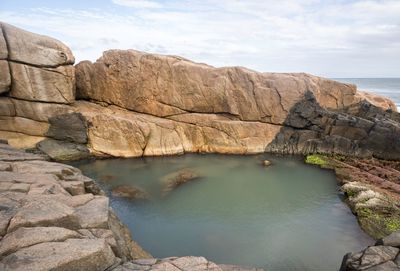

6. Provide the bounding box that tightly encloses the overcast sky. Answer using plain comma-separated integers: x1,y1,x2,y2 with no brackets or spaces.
1,0,399,77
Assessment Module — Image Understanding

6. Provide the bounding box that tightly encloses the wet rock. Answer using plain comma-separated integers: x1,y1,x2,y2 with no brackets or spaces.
108,209,152,260
161,169,201,195
111,185,149,200
36,139,90,161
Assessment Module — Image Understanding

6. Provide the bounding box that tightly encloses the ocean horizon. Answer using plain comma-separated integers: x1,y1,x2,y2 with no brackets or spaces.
333,78,400,111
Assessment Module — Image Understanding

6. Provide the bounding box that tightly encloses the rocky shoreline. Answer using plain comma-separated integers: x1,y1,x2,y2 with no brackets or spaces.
0,21,400,270
0,143,261,271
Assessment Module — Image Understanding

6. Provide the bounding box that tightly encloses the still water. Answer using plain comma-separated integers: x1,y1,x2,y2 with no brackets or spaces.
75,154,372,271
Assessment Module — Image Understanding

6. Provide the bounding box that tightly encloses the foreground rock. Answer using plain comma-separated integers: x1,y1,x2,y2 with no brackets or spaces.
115,256,264,271
0,143,151,270
340,230,400,271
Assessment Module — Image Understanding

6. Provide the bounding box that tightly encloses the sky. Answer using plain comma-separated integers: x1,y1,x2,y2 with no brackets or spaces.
1,0,399,78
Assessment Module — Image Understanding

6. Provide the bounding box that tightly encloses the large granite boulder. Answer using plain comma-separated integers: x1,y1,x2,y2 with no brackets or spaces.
76,50,396,122
75,50,399,159
0,22,75,103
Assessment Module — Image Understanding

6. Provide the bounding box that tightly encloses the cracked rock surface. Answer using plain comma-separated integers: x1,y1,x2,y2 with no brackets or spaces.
0,143,152,271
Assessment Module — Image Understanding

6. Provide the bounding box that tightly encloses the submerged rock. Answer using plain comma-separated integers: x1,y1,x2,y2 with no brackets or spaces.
161,169,201,195
111,185,149,200
262,160,272,167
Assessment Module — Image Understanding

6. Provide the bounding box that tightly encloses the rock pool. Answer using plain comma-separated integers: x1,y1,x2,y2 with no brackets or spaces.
74,154,373,271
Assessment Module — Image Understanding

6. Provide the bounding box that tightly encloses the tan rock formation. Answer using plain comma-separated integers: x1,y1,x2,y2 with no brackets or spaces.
356,90,397,111
0,22,79,151
0,21,398,161
1,22,74,66
0,26,7,60
9,63,75,103
0,97,74,122
0,22,75,105
75,101,282,157
76,50,395,122
0,60,10,94
73,49,399,159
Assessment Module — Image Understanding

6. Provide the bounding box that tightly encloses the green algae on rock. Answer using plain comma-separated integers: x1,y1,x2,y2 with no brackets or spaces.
305,154,400,239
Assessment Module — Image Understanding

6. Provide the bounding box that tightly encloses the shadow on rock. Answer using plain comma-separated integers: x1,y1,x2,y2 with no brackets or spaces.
266,91,400,160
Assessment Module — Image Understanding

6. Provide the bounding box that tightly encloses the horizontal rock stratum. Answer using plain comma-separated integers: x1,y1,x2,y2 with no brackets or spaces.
0,22,399,160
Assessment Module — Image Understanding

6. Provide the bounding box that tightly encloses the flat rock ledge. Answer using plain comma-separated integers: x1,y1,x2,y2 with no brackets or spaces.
0,143,263,271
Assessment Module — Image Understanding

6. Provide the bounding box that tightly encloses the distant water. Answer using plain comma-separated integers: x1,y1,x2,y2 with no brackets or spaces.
334,78,400,111
75,154,372,271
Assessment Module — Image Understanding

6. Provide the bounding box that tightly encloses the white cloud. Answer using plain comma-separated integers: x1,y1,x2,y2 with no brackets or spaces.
111,0,162,9
0,0,399,77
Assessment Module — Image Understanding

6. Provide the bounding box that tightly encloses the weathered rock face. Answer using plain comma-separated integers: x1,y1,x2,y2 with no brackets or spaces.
76,50,395,122
0,22,82,157
0,22,75,103
75,49,399,159
0,21,398,161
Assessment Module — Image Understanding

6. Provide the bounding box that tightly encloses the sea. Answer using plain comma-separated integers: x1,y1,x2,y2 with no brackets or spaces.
333,78,400,111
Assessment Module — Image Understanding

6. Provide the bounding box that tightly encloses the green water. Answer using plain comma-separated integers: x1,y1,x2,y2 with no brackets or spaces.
74,154,373,271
